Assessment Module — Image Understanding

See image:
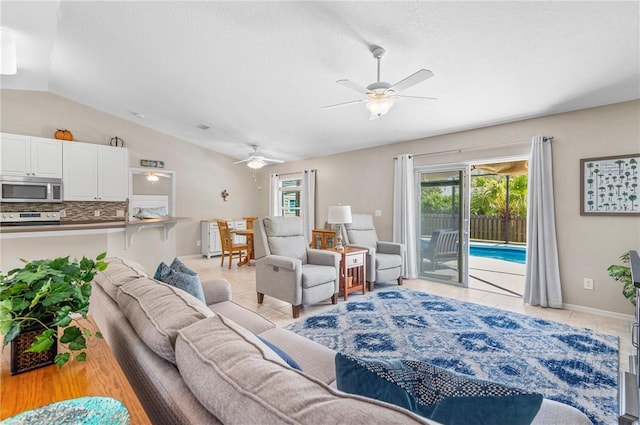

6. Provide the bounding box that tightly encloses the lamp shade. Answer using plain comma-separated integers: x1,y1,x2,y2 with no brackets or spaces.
327,205,352,224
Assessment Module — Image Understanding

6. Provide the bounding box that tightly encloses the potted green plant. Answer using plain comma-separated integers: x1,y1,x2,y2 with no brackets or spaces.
607,252,634,306
0,253,108,373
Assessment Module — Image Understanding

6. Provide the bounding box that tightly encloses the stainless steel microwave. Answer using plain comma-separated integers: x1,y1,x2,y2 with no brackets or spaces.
0,176,62,203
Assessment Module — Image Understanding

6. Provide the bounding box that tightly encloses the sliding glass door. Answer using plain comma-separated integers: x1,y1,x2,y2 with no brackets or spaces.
417,167,469,286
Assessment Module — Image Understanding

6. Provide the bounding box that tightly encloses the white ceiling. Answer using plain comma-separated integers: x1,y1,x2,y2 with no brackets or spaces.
1,1,639,163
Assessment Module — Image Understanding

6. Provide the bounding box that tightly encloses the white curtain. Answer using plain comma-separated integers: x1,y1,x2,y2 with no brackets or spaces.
393,154,418,279
301,169,316,241
268,173,280,216
524,136,563,308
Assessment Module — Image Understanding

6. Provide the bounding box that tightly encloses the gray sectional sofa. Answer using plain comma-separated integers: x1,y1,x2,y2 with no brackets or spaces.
89,257,591,425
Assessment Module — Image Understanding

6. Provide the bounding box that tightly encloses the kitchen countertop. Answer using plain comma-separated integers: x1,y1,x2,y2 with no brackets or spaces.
0,217,189,234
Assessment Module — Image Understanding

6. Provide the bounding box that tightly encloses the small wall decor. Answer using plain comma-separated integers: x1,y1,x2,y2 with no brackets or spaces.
54,129,73,141
140,159,165,168
221,190,229,202
581,153,640,215
108,136,126,147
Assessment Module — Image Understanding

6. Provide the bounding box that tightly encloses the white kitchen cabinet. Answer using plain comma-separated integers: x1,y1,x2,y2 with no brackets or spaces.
201,220,222,258
63,142,129,201
0,133,62,178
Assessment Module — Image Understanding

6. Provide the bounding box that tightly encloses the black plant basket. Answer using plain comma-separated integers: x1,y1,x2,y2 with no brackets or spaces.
10,325,57,375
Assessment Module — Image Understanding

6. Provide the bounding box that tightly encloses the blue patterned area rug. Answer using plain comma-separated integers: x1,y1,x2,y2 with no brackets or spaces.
286,288,619,425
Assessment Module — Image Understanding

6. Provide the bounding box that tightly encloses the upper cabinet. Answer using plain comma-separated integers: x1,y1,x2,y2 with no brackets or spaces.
0,133,63,178
63,142,129,201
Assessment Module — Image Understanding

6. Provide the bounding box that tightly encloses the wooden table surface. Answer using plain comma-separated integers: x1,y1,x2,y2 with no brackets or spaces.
0,318,151,424
234,228,254,266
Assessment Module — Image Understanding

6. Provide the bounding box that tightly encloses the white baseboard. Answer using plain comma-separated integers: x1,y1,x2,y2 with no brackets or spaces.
563,302,635,322
178,253,206,259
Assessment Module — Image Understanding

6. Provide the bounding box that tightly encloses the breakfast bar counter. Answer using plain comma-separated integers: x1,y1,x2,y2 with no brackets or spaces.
0,217,189,235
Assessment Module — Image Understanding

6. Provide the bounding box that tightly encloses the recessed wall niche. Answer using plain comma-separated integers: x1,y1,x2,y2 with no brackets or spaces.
129,168,176,217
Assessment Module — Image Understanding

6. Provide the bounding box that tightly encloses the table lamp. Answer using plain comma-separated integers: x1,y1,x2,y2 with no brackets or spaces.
327,205,352,251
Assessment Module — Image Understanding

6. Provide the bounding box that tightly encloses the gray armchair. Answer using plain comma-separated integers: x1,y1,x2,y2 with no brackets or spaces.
342,214,404,290
253,216,341,318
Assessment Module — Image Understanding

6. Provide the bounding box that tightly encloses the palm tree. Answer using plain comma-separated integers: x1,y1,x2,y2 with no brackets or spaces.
471,175,527,217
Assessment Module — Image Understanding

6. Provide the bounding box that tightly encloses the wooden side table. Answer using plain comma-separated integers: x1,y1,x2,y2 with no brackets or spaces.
325,246,367,300
1,317,151,425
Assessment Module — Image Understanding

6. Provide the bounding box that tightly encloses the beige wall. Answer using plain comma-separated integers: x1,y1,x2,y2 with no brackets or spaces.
2,89,638,315
0,89,263,259
260,100,640,315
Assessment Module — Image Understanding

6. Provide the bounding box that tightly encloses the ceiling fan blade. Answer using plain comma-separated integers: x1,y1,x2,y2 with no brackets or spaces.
233,158,251,164
321,99,367,109
395,95,438,100
337,79,370,94
390,69,434,92
264,158,285,164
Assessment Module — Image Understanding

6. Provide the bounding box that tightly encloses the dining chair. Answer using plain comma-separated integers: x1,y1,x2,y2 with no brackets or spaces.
217,220,249,269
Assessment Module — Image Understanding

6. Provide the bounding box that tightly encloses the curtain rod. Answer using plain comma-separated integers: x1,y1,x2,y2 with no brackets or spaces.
396,136,554,159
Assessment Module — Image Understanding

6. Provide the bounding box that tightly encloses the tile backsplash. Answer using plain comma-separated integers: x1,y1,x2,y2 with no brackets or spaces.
0,200,128,222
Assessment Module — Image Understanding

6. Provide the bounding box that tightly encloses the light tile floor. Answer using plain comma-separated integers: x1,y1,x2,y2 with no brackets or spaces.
183,255,635,377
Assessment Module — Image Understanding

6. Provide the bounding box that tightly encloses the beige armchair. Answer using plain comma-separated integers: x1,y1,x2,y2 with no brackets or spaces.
253,216,341,318
342,214,404,290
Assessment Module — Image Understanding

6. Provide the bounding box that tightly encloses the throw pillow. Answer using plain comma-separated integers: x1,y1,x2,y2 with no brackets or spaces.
170,257,197,276
335,353,543,425
257,336,302,371
154,262,206,303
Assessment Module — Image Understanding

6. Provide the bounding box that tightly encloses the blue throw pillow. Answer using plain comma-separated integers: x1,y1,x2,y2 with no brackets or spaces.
170,257,197,276
154,261,206,303
335,353,542,425
257,336,302,371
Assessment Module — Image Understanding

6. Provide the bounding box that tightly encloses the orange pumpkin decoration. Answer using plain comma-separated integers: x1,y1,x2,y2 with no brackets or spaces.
54,129,73,141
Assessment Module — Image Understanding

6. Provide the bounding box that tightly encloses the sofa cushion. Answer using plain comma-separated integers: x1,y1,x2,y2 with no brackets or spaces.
257,335,302,370
93,257,149,300
258,327,337,385
154,261,206,303
116,277,213,364
335,353,542,425
175,316,432,425
208,300,275,334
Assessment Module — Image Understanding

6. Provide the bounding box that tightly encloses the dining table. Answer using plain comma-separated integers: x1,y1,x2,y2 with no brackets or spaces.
233,229,254,266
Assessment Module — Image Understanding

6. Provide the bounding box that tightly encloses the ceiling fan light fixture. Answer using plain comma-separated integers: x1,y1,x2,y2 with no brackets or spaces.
145,172,159,182
247,158,266,169
366,97,395,117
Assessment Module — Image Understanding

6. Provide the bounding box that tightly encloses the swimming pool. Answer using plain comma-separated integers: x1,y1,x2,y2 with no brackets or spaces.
469,244,526,264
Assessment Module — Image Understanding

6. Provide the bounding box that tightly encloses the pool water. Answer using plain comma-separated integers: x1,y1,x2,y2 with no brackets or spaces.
470,244,526,264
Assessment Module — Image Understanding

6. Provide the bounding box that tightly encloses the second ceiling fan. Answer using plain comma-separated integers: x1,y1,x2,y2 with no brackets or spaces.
233,145,284,169
323,46,436,120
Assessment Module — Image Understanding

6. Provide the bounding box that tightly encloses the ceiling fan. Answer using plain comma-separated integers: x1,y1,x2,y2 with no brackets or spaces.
233,145,284,169
322,46,436,120
140,171,171,182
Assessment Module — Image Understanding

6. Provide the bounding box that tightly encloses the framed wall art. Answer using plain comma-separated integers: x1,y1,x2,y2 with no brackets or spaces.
580,153,640,216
